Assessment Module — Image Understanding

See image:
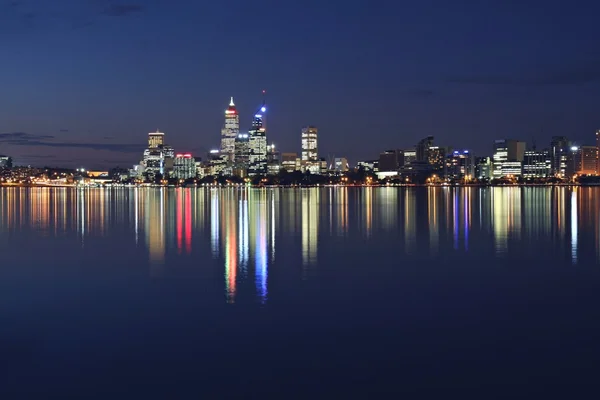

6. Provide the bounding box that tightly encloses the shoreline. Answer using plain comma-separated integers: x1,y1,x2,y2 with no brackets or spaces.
1,183,597,188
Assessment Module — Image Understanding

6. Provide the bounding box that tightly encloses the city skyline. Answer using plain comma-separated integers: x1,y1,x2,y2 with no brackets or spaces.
1,1,599,168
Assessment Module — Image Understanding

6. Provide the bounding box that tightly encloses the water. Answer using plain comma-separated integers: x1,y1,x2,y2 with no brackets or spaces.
1,186,599,397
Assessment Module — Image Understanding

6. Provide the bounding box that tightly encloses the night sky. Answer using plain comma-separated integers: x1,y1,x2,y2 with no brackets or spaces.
1,0,599,169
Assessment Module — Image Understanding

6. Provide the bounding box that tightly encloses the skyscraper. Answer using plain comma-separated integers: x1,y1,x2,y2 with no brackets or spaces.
220,97,239,160
234,133,250,177
248,103,268,176
148,131,164,149
550,136,570,178
301,126,318,162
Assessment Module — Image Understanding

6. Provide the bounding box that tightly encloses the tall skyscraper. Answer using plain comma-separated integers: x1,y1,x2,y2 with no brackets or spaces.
220,97,239,160
301,126,318,162
148,131,164,149
234,133,250,177
248,103,268,176
550,136,570,178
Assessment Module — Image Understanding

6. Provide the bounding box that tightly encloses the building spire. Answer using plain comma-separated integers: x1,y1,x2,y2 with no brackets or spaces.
229,97,235,107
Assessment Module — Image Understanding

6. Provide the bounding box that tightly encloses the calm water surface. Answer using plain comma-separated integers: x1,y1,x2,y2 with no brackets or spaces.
1,186,600,397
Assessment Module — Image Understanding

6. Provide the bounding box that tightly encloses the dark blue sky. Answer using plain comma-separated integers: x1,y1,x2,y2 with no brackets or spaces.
1,0,599,168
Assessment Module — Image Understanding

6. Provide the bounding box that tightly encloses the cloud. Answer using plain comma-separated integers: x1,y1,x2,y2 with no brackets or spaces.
0,131,141,153
0,132,54,141
59,129,69,133
101,4,144,17
447,59,600,86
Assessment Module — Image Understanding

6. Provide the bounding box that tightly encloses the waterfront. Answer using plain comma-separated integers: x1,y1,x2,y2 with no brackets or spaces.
1,186,600,396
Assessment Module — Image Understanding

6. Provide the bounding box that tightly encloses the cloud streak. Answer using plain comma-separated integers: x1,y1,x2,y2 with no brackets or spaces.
0,132,141,153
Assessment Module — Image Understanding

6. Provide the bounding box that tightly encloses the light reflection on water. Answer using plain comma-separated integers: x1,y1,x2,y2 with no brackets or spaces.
1,186,598,303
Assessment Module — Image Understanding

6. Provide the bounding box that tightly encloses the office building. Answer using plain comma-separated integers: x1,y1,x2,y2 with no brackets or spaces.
416,136,434,162
357,160,377,172
403,150,416,166
333,158,349,172
248,105,268,176
173,154,196,180
267,144,281,175
281,153,298,172
0,155,12,168
568,145,597,176
220,97,240,161
523,150,551,178
550,136,570,178
492,139,525,178
234,134,250,177
148,131,164,149
475,157,492,180
301,126,318,162
378,150,402,172
446,150,474,180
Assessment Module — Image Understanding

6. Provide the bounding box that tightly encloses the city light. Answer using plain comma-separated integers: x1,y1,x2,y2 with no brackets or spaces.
261,107,266,112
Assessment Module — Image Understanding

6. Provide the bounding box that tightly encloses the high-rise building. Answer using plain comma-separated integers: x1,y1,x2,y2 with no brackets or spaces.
173,153,196,180
492,139,525,178
416,136,434,162
475,157,492,180
568,145,597,176
301,126,318,162
523,150,551,178
234,133,250,177
248,104,268,176
220,97,239,160
148,131,164,149
446,150,474,180
403,149,416,166
281,153,298,172
550,136,570,178
267,144,281,175
378,150,402,172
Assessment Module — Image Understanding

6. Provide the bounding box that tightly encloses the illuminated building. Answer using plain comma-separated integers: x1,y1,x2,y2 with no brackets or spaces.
332,158,349,172
357,160,376,172
148,131,164,149
281,152,298,172
403,150,416,166
173,154,196,179
0,155,12,168
597,130,600,173
445,150,474,180
568,145,597,176
416,136,434,162
301,126,318,162
378,150,402,172
492,139,525,178
207,150,228,176
248,104,268,176
523,150,551,178
550,136,570,178
266,144,280,175
194,157,204,179
234,133,250,177
427,146,448,173
220,97,239,161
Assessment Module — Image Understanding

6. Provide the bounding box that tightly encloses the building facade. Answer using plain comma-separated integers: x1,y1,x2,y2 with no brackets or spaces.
301,126,318,162
173,154,196,179
550,136,570,178
220,97,239,161
248,106,268,176
493,139,525,178
522,150,551,178
445,150,474,180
